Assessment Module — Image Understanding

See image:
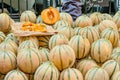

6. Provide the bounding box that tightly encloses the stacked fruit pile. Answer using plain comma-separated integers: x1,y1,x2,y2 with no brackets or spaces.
0,7,120,80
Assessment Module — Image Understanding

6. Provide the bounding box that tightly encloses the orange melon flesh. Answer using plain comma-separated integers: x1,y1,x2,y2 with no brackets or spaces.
41,7,60,25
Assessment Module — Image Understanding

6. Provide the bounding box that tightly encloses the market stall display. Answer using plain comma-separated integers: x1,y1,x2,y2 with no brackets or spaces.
0,6,120,80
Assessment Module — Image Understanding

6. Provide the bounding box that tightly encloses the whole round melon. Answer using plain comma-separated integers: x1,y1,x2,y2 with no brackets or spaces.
69,35,90,59
76,26,100,44
34,61,59,80
0,50,16,74
85,67,109,80
60,12,73,26
17,48,42,74
75,15,93,28
39,47,50,62
38,35,51,48
76,59,98,77
0,13,14,32
0,39,18,55
113,11,120,29
91,39,112,63
102,60,120,77
53,20,70,29
0,31,6,43
90,12,104,25
111,52,120,62
100,28,119,47
20,10,36,23
59,68,83,80
111,71,120,80
4,70,28,80
98,20,117,33
102,13,112,20
49,34,69,49
57,26,75,40
49,44,75,71
18,40,38,50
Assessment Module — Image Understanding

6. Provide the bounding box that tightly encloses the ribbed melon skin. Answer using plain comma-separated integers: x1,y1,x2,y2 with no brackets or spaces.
49,34,69,50
38,35,51,48
6,33,18,44
75,15,93,28
85,67,109,80
17,48,42,74
39,47,50,62
4,70,28,80
74,27,81,35
53,20,70,29
69,35,90,59
76,26,100,44
111,71,120,80
18,36,39,46
49,45,75,71
60,12,73,26
111,52,120,62
59,68,83,80
90,12,104,25
94,25,100,34
0,39,18,55
0,50,16,74
20,11,36,23
100,28,119,47
112,47,120,53
98,20,117,33
34,61,59,80
91,39,112,63
113,11,120,29
102,60,120,77
19,40,38,50
57,26,75,40
102,13,112,20
0,13,13,32
0,31,6,43
76,59,98,77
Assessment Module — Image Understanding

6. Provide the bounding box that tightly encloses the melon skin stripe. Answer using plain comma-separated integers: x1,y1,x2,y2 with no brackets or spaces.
85,67,109,80
0,50,17,74
49,44,75,71
100,28,119,47
69,35,90,59
4,70,28,80
59,68,83,80
17,48,42,74
90,39,112,63
34,61,59,80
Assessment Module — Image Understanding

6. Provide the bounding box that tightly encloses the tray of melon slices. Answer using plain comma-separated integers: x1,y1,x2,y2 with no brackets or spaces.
11,22,58,37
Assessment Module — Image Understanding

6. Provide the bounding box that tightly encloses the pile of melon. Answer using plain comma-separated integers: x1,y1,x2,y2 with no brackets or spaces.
1,7,120,80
